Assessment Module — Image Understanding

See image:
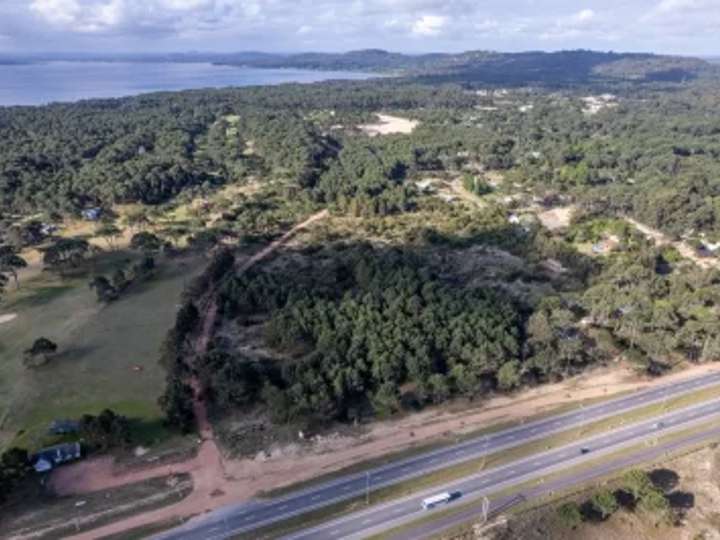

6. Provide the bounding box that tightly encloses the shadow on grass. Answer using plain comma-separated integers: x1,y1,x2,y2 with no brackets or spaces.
6,284,75,310
127,417,177,447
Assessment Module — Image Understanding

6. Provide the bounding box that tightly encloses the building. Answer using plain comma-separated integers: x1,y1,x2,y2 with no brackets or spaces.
81,207,102,221
31,442,82,473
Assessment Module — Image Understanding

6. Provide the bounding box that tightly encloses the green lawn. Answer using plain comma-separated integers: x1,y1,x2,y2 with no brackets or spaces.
0,253,204,450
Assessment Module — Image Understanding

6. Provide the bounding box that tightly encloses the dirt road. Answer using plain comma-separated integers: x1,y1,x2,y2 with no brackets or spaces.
625,217,720,270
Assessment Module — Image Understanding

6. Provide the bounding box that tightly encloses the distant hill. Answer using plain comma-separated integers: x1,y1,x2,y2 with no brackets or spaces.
3,49,715,86
219,48,716,86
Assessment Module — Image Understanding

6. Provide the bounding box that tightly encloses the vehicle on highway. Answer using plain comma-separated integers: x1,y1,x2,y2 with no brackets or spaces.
654,421,665,429
421,492,453,510
580,447,591,454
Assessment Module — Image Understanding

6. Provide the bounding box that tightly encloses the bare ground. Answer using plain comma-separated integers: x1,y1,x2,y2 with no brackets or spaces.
359,114,419,136
537,206,574,230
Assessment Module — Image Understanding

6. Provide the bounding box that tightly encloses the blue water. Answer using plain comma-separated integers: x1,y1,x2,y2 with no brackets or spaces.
0,61,377,106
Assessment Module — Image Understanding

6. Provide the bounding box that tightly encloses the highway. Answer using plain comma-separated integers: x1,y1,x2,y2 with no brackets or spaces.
285,397,720,539
389,424,720,540
154,371,720,540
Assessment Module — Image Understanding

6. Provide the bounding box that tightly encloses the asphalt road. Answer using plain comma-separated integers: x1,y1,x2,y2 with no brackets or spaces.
389,423,720,540
286,398,720,540
154,371,720,540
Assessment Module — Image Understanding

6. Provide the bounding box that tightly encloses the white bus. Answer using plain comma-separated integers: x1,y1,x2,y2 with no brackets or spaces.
421,492,452,510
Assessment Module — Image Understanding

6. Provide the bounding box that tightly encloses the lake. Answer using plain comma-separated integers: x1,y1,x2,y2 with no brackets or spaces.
0,61,377,107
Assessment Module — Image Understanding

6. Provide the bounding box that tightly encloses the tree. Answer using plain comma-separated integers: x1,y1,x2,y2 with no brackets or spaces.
372,382,401,416
497,360,522,391
42,238,90,270
591,489,619,519
158,376,196,433
637,487,671,522
89,276,118,303
0,246,27,289
130,231,164,253
0,447,30,502
95,222,121,250
79,409,131,450
557,501,583,529
426,374,451,403
623,469,654,500
23,337,58,367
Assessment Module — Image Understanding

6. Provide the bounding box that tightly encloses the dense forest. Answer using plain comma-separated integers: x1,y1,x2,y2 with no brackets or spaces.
4,50,720,439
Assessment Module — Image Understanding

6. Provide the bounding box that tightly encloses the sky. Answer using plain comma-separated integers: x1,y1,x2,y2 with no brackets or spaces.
0,0,718,56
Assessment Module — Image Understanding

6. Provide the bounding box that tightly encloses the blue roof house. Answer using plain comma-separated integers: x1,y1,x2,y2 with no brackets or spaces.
31,442,82,473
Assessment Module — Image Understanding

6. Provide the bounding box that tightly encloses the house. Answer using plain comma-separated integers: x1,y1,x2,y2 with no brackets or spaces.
48,419,80,435
40,223,58,236
81,208,102,221
31,442,82,473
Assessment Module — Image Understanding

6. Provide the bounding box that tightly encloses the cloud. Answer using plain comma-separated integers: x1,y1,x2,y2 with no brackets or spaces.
0,0,717,55
655,0,704,14
540,8,605,41
411,14,447,36
574,9,595,23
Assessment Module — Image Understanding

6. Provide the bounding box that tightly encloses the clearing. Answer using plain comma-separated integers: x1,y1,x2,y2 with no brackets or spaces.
359,114,419,136
537,206,574,231
0,253,205,449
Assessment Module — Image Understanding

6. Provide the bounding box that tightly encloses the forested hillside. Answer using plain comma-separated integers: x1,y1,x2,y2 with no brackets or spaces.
220,49,716,85
3,51,720,446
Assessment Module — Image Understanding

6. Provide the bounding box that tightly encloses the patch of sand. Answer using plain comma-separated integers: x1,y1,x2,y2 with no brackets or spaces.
0,313,17,325
359,114,419,136
537,205,574,230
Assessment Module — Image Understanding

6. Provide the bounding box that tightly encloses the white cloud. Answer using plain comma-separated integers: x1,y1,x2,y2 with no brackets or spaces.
31,0,127,32
4,0,718,55
655,0,704,14
411,14,447,36
574,9,595,23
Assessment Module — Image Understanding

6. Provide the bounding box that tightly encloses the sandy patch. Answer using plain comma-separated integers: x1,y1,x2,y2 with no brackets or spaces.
359,114,419,136
537,206,574,230
0,313,17,325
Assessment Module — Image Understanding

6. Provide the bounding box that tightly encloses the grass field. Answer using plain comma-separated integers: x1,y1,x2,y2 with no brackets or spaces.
0,252,205,450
